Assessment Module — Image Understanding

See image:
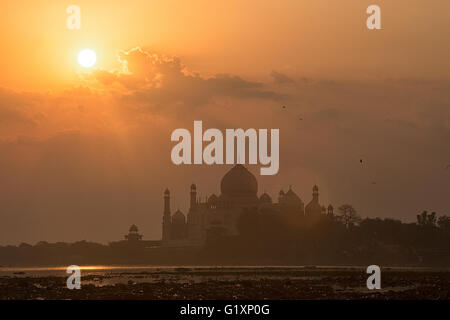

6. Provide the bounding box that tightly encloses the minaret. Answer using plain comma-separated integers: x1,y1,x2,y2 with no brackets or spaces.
190,183,197,211
312,185,319,203
278,189,285,204
162,188,171,241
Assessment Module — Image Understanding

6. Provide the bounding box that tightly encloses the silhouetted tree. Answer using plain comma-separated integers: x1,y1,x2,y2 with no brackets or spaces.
437,215,450,232
4,209,450,267
337,204,361,228
417,211,437,227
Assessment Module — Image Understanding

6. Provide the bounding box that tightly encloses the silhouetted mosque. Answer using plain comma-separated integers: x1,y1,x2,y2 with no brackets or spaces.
162,164,334,247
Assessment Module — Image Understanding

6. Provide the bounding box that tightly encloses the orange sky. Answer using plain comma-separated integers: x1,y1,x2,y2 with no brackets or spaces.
1,0,450,90
0,1,449,244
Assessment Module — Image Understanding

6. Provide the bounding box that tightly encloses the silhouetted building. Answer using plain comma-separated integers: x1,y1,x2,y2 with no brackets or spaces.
327,205,334,218
305,185,322,216
124,224,143,242
278,185,305,214
161,165,333,247
111,224,162,248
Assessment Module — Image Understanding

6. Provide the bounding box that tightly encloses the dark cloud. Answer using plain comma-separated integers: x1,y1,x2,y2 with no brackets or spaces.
270,70,295,84
94,48,283,109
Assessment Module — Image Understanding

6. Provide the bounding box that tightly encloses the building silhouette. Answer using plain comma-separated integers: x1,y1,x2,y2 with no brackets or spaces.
162,164,333,246
124,224,143,242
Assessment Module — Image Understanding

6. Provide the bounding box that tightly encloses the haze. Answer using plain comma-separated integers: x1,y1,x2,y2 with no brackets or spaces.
0,0,449,244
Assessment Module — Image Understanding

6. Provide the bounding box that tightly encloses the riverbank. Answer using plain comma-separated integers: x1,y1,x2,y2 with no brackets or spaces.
1,266,449,299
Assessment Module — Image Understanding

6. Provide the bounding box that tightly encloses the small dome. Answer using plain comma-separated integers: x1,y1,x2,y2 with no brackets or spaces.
164,188,170,195
305,185,321,215
260,192,272,203
191,183,196,190
208,194,219,204
129,224,138,232
220,165,258,197
172,210,186,224
279,190,285,196
283,187,304,206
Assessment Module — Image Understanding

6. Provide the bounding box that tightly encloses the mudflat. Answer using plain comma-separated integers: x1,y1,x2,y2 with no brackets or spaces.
1,266,449,300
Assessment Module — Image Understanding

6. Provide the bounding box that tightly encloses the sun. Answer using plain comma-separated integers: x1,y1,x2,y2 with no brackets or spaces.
77,49,97,68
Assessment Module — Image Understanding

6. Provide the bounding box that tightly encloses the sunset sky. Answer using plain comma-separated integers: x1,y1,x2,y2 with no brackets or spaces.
0,0,449,244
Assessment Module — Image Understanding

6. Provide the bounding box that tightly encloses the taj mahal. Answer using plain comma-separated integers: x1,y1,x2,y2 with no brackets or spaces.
161,164,334,247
